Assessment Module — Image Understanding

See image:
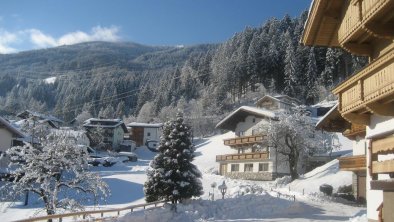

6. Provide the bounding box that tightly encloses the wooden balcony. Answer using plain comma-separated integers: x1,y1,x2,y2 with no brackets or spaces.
216,152,269,162
338,0,394,56
338,155,366,171
370,135,394,181
223,135,266,148
333,47,394,124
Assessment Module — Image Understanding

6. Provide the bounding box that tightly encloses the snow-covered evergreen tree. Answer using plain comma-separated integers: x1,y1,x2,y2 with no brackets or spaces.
0,129,109,216
283,31,299,97
305,47,319,104
144,112,203,204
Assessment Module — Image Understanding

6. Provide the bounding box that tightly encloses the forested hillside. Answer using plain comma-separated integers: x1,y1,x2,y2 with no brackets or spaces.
0,11,367,136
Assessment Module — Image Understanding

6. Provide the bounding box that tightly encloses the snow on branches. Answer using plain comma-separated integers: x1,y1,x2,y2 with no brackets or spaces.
264,106,333,180
144,112,203,204
0,128,109,216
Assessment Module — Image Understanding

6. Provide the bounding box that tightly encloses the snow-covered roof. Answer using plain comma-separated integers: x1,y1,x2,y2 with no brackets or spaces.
315,103,351,133
311,100,337,108
0,116,25,138
12,118,60,129
83,118,128,133
315,103,338,128
17,110,64,123
255,95,300,107
127,122,163,128
52,129,87,137
216,106,277,131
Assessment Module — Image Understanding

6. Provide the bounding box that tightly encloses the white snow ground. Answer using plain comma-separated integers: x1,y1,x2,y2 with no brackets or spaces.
0,132,366,222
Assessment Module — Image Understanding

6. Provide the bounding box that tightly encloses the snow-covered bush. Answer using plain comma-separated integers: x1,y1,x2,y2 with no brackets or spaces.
274,176,292,187
0,129,109,216
144,112,203,204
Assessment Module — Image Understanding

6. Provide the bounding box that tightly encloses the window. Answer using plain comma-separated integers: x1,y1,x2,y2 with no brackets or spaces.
147,132,151,136
238,148,245,154
252,118,256,123
259,163,269,172
231,164,239,172
244,164,253,172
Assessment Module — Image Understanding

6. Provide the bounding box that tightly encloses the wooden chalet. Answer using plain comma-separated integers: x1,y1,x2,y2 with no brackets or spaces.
215,95,305,181
303,1,394,221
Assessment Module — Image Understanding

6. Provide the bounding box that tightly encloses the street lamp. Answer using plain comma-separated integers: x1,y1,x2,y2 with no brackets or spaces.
218,181,227,199
209,182,216,201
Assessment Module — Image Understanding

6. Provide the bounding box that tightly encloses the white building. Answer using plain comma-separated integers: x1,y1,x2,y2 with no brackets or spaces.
215,95,304,180
126,122,163,148
83,118,128,150
0,117,25,169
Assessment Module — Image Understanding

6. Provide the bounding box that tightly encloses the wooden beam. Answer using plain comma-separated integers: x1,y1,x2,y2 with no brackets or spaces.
371,180,394,191
342,113,370,125
372,159,394,174
366,102,394,116
372,135,394,154
364,22,394,39
342,42,373,57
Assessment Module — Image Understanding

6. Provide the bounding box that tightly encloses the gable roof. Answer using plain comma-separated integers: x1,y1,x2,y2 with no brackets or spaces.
216,106,277,131
17,110,64,124
301,0,343,47
83,118,128,133
255,95,300,107
315,103,350,132
127,122,163,128
0,116,25,138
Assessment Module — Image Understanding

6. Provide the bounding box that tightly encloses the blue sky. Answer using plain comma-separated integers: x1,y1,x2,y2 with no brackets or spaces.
0,0,311,53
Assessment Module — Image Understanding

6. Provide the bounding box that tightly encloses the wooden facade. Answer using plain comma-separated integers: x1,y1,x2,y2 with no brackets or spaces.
303,1,394,220
216,152,269,162
223,135,266,148
338,155,366,171
370,135,394,178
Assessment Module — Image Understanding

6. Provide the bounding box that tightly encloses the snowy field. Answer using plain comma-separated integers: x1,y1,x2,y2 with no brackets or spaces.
0,132,366,221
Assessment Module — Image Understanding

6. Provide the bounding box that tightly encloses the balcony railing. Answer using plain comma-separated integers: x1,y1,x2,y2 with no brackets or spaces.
338,0,392,45
216,152,269,162
334,47,394,116
338,155,366,171
223,135,266,147
370,135,394,178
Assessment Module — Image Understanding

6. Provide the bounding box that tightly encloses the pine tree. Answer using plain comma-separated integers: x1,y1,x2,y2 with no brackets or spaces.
144,112,203,204
283,31,299,97
305,47,318,104
319,48,336,87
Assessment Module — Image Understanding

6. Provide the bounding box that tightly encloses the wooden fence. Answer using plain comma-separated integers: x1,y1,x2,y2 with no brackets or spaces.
14,200,169,222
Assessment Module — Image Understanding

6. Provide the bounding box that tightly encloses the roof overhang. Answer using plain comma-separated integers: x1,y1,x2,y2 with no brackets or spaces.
0,117,25,138
216,107,276,131
127,122,163,128
315,104,351,132
301,0,344,47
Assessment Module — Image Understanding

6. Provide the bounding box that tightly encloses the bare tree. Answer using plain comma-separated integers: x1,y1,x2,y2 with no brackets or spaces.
266,106,331,180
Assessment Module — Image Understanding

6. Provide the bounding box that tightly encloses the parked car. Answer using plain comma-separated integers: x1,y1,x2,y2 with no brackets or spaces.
146,140,159,152
77,145,137,167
